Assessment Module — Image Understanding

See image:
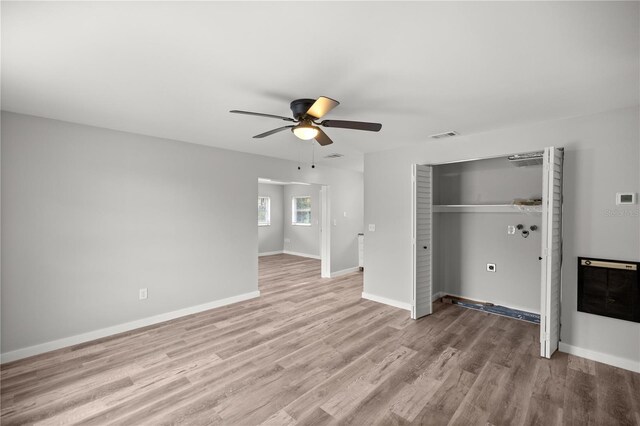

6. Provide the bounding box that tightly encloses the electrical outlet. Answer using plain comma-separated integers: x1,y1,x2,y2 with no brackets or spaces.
139,288,148,300
507,225,516,235
486,263,496,272
368,224,376,232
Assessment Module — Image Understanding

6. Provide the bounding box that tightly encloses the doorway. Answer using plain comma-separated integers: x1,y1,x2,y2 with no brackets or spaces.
258,178,330,279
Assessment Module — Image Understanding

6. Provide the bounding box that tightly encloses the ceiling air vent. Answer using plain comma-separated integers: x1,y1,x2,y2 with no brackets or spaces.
324,153,344,159
430,131,459,139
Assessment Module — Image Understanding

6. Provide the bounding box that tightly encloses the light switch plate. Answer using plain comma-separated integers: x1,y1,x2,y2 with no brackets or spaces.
616,192,636,205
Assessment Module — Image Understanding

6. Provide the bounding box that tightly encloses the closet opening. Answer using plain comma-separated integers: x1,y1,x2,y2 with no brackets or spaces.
411,147,563,359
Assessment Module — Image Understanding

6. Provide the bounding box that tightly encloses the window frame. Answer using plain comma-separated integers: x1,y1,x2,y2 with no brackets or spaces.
291,195,312,226
258,196,271,226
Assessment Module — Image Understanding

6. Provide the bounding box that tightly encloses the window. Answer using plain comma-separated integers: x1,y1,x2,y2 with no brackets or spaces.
258,196,270,226
292,196,311,226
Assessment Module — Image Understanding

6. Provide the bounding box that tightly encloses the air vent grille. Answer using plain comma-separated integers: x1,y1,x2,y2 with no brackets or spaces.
508,151,543,167
324,153,344,159
430,131,459,139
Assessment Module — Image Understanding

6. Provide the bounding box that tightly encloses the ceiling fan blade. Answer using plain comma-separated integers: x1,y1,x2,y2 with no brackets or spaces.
320,119,382,132
230,110,296,122
305,96,340,119
314,128,334,146
253,125,295,139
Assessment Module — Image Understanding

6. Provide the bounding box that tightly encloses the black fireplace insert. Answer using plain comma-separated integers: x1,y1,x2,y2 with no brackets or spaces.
578,257,639,323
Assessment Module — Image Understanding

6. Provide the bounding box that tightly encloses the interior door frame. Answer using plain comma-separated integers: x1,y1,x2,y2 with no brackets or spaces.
257,178,330,278
320,185,331,278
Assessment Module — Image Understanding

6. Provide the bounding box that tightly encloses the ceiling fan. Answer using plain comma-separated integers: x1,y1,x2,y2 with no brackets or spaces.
230,96,382,146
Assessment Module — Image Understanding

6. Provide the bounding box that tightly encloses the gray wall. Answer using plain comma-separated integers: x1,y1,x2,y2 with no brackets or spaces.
364,106,640,367
434,157,542,205
284,184,321,257
1,112,364,355
258,183,284,254
433,158,543,312
434,213,542,313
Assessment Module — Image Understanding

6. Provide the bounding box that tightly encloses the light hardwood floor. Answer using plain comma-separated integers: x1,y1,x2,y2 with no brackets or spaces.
1,254,639,425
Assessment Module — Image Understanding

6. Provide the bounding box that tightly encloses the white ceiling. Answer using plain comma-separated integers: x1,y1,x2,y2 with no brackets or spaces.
3,2,638,172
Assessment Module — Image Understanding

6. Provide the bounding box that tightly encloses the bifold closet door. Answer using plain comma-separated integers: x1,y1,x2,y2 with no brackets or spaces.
540,147,564,358
412,164,433,319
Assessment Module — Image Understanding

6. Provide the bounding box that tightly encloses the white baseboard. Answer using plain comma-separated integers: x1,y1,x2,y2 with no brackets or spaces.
0,290,261,364
283,250,321,260
360,291,441,312
331,267,360,278
258,250,283,257
432,291,446,302
559,342,640,373
361,292,412,311
442,292,540,315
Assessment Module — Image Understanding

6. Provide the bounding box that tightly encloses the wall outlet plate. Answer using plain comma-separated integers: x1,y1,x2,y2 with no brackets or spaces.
139,288,148,300
486,263,496,272
368,224,375,232
507,225,516,235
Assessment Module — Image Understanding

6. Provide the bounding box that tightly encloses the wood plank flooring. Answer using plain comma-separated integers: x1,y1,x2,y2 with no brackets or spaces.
1,254,639,425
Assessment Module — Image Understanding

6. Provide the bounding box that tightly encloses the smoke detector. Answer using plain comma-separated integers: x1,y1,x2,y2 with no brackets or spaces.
430,131,459,139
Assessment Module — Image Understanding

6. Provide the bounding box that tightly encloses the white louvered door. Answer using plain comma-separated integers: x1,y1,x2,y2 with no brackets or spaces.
412,164,433,319
540,147,564,358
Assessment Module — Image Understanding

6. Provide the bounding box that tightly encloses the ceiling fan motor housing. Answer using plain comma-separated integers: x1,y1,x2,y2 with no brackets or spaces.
290,98,317,120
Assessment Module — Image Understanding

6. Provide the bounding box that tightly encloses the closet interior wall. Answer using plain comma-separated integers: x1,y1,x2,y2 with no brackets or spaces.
433,156,544,313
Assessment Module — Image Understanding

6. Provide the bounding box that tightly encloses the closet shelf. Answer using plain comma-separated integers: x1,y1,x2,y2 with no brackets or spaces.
433,204,542,213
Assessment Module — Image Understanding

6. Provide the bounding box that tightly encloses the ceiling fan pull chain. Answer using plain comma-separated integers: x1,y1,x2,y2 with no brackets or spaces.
312,143,316,169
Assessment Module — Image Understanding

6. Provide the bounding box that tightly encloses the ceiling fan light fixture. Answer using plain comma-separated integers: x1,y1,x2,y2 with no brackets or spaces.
292,124,319,140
